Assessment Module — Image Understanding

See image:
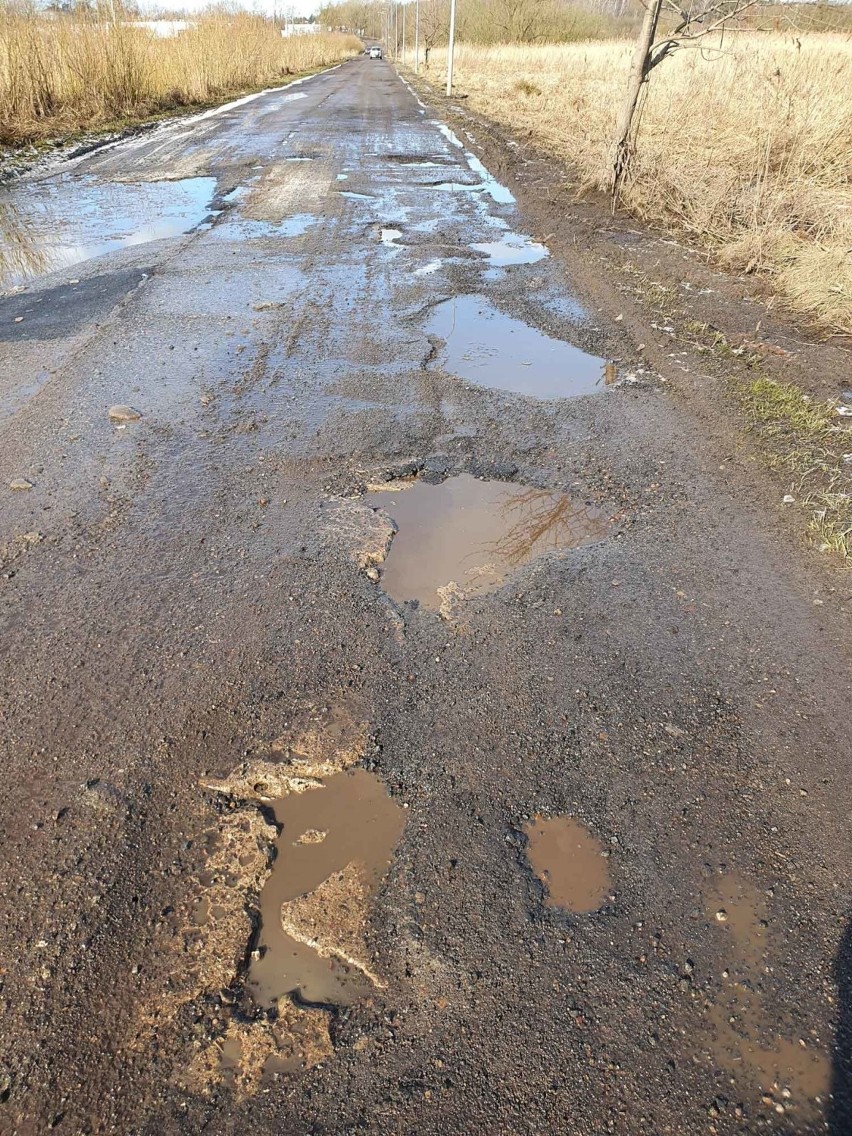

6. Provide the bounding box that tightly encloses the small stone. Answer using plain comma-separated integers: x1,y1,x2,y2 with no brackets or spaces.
10,478,33,491
108,405,142,422
366,567,380,582
715,909,728,923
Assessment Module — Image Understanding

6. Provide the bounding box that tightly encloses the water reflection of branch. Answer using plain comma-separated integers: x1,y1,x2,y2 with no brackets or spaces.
490,488,605,567
0,197,46,288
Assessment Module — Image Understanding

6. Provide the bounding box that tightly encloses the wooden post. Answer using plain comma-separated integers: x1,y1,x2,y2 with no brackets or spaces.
446,0,457,96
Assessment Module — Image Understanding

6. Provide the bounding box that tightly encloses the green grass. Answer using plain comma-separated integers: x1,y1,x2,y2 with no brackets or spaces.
737,378,852,564
621,261,851,566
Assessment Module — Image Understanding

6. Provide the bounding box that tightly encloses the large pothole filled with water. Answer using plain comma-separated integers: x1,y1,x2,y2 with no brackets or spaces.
364,473,609,612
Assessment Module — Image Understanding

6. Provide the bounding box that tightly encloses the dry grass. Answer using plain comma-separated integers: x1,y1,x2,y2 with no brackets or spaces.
0,4,361,146
425,35,852,336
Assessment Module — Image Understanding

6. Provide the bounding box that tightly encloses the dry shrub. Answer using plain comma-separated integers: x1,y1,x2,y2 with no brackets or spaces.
428,35,852,334
0,3,361,145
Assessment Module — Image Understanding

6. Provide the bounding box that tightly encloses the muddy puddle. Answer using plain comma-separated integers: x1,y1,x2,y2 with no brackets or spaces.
0,175,216,288
364,474,608,611
471,232,549,267
247,768,405,1007
524,816,611,913
703,873,830,1111
434,123,516,204
426,295,606,399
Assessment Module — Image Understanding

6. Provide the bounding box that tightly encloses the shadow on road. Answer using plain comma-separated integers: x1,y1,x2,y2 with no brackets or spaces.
830,917,852,1133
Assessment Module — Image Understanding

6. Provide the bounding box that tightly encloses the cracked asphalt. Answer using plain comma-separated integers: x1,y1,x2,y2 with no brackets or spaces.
0,56,850,1136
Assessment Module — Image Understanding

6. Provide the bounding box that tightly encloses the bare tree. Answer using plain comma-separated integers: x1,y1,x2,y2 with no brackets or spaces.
419,0,449,64
605,0,761,195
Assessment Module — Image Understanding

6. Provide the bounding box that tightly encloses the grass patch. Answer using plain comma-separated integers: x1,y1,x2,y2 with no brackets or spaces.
737,377,852,564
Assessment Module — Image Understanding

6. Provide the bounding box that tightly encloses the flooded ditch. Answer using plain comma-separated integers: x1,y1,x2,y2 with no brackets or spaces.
426,295,608,399
364,473,609,611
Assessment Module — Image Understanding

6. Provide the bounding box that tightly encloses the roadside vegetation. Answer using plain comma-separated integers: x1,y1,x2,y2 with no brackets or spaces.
739,377,852,561
0,2,361,147
422,33,852,338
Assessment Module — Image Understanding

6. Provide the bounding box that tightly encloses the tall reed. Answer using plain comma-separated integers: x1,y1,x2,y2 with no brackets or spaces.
426,35,852,334
0,3,361,145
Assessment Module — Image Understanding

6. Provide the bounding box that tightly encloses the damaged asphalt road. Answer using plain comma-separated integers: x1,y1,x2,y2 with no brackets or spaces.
0,56,851,1136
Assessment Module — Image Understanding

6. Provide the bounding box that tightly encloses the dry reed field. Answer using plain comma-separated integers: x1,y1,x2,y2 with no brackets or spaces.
0,5,361,147
426,35,852,336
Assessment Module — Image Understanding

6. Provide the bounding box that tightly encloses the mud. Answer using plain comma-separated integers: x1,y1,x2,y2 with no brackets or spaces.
703,873,831,1117
364,474,609,610
524,815,612,913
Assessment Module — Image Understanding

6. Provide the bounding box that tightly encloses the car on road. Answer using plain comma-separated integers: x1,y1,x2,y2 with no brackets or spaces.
368,46,383,59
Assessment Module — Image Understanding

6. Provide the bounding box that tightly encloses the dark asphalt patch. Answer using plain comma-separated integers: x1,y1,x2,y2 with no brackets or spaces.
0,268,149,341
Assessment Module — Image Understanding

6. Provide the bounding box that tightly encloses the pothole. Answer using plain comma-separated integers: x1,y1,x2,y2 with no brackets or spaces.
248,767,405,1007
278,212,316,237
701,873,830,1110
523,815,612,913
164,702,406,1098
363,473,609,612
471,232,549,267
425,295,608,399
0,174,216,288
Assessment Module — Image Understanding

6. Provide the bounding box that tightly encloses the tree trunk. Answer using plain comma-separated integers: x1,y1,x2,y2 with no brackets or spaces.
605,0,663,195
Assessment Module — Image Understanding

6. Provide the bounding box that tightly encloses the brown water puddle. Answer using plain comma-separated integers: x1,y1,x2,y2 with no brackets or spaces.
704,873,830,1110
364,474,608,611
524,815,611,913
247,768,405,1008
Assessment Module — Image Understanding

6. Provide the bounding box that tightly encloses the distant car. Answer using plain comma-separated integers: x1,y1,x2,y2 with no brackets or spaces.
368,46,383,59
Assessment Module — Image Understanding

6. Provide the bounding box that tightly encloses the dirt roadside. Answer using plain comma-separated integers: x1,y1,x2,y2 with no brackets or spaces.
403,66,852,577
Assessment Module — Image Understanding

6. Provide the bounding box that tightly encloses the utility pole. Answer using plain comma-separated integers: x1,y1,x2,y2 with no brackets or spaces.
414,0,420,73
394,2,398,59
446,0,457,96
402,2,406,66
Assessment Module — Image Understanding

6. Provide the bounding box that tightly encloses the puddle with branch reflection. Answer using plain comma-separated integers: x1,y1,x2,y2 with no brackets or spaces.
364,474,609,611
